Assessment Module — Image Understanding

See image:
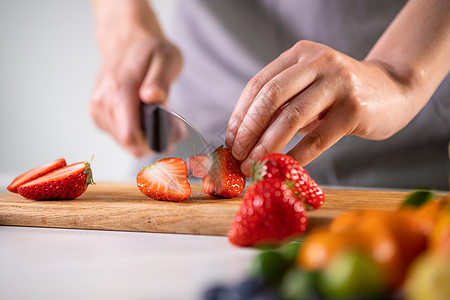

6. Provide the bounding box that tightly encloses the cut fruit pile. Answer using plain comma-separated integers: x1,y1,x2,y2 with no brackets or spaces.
136,150,325,248
7,158,94,200
137,151,325,248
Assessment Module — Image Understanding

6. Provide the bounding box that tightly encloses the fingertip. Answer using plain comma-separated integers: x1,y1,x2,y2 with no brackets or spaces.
225,116,241,148
240,158,252,177
224,131,235,149
231,143,247,161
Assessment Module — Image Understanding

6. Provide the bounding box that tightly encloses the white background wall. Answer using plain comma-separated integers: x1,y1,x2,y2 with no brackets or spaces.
0,0,177,192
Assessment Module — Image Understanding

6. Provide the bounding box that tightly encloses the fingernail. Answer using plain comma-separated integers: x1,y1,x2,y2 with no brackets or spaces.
225,131,235,148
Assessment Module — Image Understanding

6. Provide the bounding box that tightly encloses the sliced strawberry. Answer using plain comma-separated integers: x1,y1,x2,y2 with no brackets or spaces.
188,154,212,178
252,153,325,209
7,158,67,193
228,178,308,247
17,161,94,200
202,172,215,195
202,146,246,198
137,157,191,202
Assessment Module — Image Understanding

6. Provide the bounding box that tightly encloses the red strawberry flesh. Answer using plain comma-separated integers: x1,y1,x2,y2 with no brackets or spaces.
137,157,191,202
189,154,212,178
17,161,93,200
7,158,67,193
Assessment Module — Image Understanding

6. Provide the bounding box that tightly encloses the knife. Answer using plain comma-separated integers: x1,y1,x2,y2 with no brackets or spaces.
141,103,211,163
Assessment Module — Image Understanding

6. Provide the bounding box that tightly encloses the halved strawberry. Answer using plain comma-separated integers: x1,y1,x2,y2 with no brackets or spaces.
17,161,94,200
252,153,325,209
7,158,67,193
228,178,308,247
137,157,191,202
188,154,212,178
202,146,246,198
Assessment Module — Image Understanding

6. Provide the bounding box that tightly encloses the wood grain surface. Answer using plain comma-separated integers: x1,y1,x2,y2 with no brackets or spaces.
0,183,420,236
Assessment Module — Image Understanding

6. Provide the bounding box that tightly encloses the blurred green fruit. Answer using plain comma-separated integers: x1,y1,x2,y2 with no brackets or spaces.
249,250,288,284
319,249,387,299
405,253,450,300
279,241,301,263
280,268,319,300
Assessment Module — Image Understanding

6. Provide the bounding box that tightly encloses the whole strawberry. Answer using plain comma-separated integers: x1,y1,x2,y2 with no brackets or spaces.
17,161,94,200
228,178,308,247
202,146,246,198
252,153,324,209
137,157,191,202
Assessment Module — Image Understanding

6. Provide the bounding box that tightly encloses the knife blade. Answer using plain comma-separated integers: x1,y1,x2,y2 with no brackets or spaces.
141,103,211,163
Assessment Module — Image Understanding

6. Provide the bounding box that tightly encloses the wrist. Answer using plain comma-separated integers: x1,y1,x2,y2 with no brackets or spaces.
92,0,165,51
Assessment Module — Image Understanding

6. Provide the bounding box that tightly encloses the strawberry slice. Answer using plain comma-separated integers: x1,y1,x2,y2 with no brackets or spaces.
7,158,67,193
17,161,94,200
228,178,308,247
202,146,246,198
188,154,212,178
252,153,325,209
137,157,191,202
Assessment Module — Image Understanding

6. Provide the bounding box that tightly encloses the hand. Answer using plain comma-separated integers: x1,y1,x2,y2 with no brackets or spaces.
89,1,182,156
225,41,417,176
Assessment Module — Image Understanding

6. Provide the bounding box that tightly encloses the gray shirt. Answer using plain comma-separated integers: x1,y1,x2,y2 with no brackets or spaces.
166,0,450,190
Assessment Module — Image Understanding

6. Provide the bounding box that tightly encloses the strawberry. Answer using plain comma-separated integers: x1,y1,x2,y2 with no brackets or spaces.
17,161,94,200
292,179,325,210
252,153,324,209
202,146,246,198
137,157,191,202
228,178,308,247
7,158,67,193
188,154,212,178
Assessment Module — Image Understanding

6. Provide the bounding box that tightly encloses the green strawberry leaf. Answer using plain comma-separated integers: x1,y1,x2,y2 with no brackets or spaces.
401,190,434,208
250,160,266,185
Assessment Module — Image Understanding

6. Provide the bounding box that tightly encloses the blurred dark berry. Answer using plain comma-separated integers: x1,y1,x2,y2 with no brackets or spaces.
250,287,283,300
203,284,232,300
231,277,267,299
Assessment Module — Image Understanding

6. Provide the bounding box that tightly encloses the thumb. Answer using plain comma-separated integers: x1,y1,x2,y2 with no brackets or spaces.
140,83,168,104
139,44,182,104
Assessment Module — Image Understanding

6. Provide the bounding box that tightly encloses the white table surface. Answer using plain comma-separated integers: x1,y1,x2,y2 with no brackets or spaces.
0,226,258,300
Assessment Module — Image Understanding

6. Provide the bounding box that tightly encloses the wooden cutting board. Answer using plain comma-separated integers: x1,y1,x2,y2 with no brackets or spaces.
0,183,419,236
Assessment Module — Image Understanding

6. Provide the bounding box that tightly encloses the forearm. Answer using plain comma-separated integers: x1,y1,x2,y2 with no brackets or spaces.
365,0,450,113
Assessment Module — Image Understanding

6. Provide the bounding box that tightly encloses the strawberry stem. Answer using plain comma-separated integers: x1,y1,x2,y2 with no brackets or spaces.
250,160,266,185
84,156,95,186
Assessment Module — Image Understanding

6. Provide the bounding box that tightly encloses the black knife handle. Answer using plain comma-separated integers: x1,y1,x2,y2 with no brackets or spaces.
141,103,169,153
